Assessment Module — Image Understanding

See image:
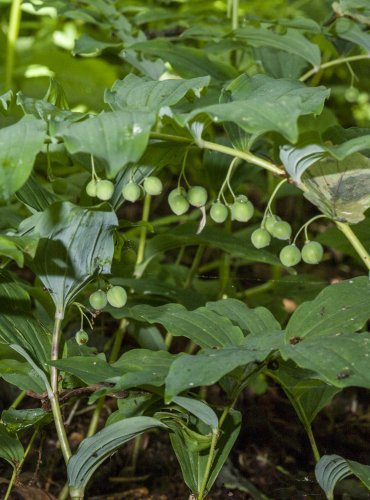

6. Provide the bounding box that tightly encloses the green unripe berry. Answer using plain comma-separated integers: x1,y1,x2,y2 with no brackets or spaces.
143,176,163,196
168,187,186,201
210,202,229,223
187,186,208,208
251,228,271,249
231,196,254,222
75,329,89,345
122,182,141,202
301,241,324,264
265,214,279,234
169,194,189,215
89,289,107,310
96,180,114,201
86,179,97,197
270,220,292,240
279,245,301,267
107,286,127,308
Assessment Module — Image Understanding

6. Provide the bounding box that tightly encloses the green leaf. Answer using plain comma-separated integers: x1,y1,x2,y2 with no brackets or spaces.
105,74,210,112
165,331,284,400
172,396,218,429
281,143,370,223
0,90,13,112
16,174,60,212
0,235,24,267
73,34,122,56
286,277,370,341
9,344,53,398
281,332,370,389
51,356,121,385
27,202,118,313
0,424,24,469
0,359,46,393
61,110,155,178
234,26,321,67
334,17,370,51
205,298,281,335
0,272,51,365
315,455,370,499
67,417,167,495
183,74,330,144
0,115,47,201
112,349,176,390
121,303,244,348
2,408,52,433
270,361,340,425
129,39,238,80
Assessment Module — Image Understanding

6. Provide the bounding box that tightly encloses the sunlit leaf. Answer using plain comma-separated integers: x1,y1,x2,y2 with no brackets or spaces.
0,116,47,201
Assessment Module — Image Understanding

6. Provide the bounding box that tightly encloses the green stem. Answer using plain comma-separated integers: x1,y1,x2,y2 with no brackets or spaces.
10,389,26,409
184,245,205,288
300,54,370,83
336,221,370,271
217,157,238,201
198,429,219,500
5,0,22,90
49,313,72,466
201,140,284,176
134,193,151,278
231,0,239,30
51,313,63,394
149,132,284,176
4,468,17,500
49,394,72,465
243,280,274,298
305,423,321,463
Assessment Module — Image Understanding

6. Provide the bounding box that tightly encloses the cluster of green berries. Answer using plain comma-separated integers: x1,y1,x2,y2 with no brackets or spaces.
251,214,323,267
210,195,254,224
167,185,208,215
75,285,128,345
122,175,163,202
86,178,115,201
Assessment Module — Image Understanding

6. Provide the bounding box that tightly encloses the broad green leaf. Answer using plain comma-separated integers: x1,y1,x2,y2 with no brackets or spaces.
253,47,309,80
129,39,238,80
205,298,281,335
16,174,59,212
0,273,51,364
73,34,122,56
0,424,24,469
315,455,370,499
105,74,210,112
51,356,121,385
0,359,46,393
281,143,370,223
2,408,52,433
27,202,118,313
120,303,244,348
234,26,321,67
286,277,370,341
0,115,47,201
112,349,176,390
165,331,284,400
281,332,370,388
67,417,167,495
334,17,370,51
270,361,340,425
172,396,218,429
10,344,53,398
61,110,155,178
106,393,155,425
182,74,330,144
0,235,24,266
336,0,370,19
